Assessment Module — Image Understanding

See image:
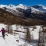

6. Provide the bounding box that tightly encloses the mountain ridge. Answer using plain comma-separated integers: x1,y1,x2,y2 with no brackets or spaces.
0,4,46,12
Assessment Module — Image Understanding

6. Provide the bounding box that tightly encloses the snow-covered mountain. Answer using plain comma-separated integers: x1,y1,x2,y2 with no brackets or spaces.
32,4,46,12
0,4,28,10
0,4,46,21
0,4,44,14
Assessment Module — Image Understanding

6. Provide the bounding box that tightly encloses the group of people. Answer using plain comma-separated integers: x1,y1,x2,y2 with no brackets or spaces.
0,28,6,39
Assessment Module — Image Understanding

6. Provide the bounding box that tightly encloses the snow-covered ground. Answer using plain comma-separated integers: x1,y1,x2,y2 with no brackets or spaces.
0,32,24,46
12,25,42,40
0,24,44,46
0,32,36,46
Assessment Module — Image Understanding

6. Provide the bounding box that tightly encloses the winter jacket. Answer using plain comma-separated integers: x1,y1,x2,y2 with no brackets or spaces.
1,29,6,33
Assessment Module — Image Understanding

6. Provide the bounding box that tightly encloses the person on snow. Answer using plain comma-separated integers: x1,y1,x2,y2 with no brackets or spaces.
0,28,6,39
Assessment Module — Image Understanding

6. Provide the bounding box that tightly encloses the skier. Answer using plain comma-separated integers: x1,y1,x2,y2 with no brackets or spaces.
0,28,6,39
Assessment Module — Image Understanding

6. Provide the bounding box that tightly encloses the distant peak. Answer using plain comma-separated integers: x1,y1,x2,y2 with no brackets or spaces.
8,4,15,7
17,4,28,9
17,4,26,7
35,4,46,7
0,4,7,8
18,4,24,6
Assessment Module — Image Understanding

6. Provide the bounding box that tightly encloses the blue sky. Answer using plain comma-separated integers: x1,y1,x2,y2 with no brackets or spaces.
0,0,46,6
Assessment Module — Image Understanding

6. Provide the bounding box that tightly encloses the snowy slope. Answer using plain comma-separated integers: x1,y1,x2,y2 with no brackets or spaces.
0,24,43,46
0,32,35,46
0,31,38,46
30,7,40,13
0,32,24,46
37,5,46,12
33,4,46,12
